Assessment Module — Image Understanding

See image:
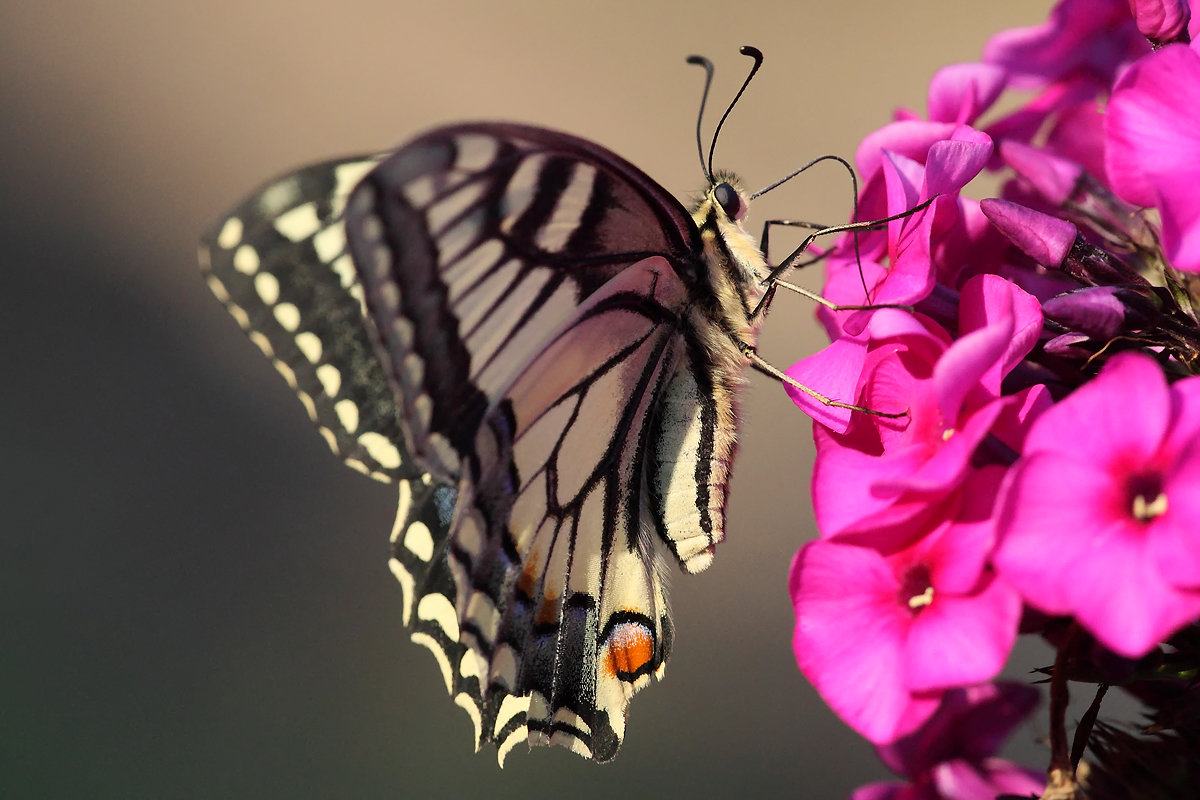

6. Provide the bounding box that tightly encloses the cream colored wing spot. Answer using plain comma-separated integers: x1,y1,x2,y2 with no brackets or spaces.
489,643,520,689
334,159,379,202
296,390,317,422
254,272,280,305
249,331,274,357
216,216,243,248
376,281,400,314
204,273,230,303
330,254,357,289
312,223,346,264
389,317,414,351
370,244,393,281
317,426,339,454
294,331,322,363
388,481,414,543
454,693,483,751
357,431,402,470
273,201,322,242
228,303,252,330
417,593,460,642
272,359,298,389
413,394,433,433
359,212,384,243
389,557,415,625
411,631,453,694
402,520,435,562
315,363,342,397
401,352,424,390
454,133,499,171
459,648,485,682
402,175,437,208
233,244,260,275
273,302,301,332
494,694,530,739
334,398,359,433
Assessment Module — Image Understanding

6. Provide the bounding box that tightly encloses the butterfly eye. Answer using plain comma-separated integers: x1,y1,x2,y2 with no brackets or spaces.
713,182,742,219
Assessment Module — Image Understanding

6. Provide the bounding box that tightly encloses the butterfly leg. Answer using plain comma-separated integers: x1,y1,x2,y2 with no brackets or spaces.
738,340,907,419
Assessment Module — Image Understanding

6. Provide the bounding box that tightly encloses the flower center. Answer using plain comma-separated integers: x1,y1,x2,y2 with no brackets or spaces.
899,565,934,613
1127,472,1168,522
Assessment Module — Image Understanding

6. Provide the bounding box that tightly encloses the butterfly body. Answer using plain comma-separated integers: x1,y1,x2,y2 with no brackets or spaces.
201,122,773,764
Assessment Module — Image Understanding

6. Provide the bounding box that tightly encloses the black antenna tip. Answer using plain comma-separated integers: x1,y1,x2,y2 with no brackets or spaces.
686,55,710,66
739,45,764,61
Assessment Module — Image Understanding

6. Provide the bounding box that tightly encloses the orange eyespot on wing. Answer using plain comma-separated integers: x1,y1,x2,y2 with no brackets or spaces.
603,618,657,680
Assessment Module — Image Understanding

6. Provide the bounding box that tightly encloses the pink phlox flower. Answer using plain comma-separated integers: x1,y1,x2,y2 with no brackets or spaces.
853,124,993,231
983,0,1148,89
791,467,1023,745
999,140,1084,207
979,0,1147,179
1106,42,1200,272
993,352,1200,657
818,130,994,344
1045,96,1111,185
926,63,1010,125
808,275,1043,539
850,682,1044,800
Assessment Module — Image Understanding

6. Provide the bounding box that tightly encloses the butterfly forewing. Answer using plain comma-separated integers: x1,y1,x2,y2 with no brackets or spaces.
340,124,703,480
200,155,419,481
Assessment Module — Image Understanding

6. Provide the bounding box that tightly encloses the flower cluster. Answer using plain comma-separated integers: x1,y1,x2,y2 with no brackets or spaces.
785,0,1200,794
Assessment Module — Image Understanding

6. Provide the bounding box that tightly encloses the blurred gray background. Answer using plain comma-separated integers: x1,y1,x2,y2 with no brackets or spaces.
4,1,1053,797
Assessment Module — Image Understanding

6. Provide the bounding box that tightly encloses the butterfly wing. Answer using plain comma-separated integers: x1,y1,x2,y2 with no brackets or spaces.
342,125,707,762
341,123,701,484
199,155,420,481
390,259,688,763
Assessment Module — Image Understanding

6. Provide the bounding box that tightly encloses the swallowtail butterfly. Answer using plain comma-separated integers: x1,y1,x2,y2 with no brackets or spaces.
200,47,836,764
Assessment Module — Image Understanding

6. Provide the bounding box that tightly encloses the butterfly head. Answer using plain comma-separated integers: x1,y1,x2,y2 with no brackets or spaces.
690,172,770,340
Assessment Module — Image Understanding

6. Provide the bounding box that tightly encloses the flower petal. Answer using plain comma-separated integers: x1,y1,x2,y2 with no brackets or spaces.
791,541,942,743
903,578,1021,691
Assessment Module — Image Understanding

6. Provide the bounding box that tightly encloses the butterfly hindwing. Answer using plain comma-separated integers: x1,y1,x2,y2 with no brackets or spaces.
199,155,419,481
389,259,687,762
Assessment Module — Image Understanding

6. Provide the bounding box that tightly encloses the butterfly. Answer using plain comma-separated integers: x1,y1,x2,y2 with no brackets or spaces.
199,46,840,764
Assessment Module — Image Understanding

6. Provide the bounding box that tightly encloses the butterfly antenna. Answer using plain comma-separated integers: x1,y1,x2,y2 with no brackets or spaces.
707,46,764,179
686,54,716,183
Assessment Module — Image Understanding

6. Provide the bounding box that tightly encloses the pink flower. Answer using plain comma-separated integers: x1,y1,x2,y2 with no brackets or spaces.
790,471,1023,744
806,275,1043,540
1106,43,1200,272
982,0,1147,180
983,0,1147,89
993,352,1200,657
851,683,1044,800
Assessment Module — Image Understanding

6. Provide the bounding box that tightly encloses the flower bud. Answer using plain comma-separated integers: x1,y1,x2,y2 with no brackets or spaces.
1128,0,1191,44
981,197,1077,267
